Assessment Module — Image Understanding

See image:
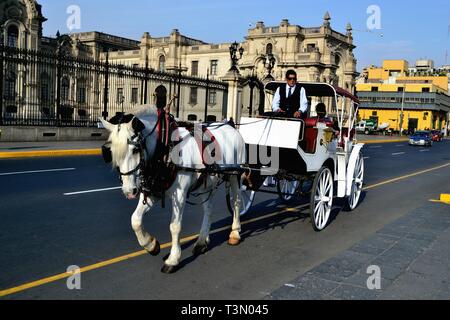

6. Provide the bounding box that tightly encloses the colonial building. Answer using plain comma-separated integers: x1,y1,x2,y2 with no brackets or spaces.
1,0,358,124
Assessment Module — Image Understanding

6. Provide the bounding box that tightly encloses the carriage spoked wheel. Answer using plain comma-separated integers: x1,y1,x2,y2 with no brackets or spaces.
346,152,365,211
226,180,256,217
310,166,334,231
277,179,300,202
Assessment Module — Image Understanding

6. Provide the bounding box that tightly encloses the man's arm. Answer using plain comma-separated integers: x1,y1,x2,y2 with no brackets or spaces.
272,88,281,112
298,87,308,113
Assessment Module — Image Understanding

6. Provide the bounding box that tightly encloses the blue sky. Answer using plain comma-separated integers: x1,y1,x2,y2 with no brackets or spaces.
39,0,450,71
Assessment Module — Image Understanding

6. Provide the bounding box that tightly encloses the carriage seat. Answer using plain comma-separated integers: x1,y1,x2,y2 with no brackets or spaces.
301,117,319,154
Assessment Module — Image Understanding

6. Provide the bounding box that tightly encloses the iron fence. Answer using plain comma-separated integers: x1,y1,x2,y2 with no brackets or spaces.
0,45,228,127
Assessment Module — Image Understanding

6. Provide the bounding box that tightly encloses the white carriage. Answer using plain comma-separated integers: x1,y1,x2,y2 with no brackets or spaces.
226,82,365,231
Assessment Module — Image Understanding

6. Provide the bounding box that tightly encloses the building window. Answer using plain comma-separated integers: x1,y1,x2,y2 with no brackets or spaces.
159,56,166,72
306,43,316,52
188,114,198,121
61,77,70,101
40,73,50,102
210,60,218,76
209,90,217,105
191,61,199,76
117,88,124,103
189,87,198,104
5,71,16,100
7,25,19,48
422,87,430,93
371,87,378,92
397,87,404,92
77,80,86,104
131,88,139,104
266,43,273,55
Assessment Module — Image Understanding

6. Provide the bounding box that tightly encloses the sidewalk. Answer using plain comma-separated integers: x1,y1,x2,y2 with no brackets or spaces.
267,201,450,300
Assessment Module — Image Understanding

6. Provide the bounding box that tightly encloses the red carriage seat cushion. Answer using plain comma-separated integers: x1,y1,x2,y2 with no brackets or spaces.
302,117,319,154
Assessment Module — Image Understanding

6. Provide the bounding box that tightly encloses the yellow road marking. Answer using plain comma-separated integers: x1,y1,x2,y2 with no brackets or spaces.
0,204,308,298
361,138,409,144
0,149,102,159
440,194,450,202
429,199,450,205
363,163,450,191
2,162,450,297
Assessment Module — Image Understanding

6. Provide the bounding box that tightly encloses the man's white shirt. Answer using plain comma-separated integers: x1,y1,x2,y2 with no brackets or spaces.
272,84,308,113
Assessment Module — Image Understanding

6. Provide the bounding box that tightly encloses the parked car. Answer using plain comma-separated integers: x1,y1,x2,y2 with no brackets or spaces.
431,130,444,142
409,131,433,147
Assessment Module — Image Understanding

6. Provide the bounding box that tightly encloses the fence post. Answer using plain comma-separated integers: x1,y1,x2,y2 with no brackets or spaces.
0,43,3,126
143,56,149,105
102,51,109,120
55,48,61,126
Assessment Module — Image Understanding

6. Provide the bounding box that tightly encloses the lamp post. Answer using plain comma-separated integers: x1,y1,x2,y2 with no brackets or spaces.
204,68,209,122
262,52,276,82
176,61,182,118
399,85,405,136
0,24,5,126
246,69,259,117
228,41,244,72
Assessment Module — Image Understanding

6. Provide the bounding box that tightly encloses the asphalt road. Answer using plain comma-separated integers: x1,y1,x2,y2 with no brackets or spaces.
0,140,449,299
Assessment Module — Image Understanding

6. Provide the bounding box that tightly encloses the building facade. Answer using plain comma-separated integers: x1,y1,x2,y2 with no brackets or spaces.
1,0,358,125
356,60,450,134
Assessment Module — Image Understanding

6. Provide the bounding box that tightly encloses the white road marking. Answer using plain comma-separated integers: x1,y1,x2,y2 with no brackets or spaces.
64,186,121,196
364,157,370,160
369,146,382,148
419,149,430,152
392,152,406,156
0,168,76,177
395,145,405,147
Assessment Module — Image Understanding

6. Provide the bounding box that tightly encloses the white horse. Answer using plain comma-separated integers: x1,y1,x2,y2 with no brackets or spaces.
100,106,246,273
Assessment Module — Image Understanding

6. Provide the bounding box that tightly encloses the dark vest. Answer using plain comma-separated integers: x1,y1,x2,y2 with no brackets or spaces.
279,85,301,116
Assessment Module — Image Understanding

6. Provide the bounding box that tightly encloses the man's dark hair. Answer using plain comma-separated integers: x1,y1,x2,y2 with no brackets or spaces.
285,69,297,79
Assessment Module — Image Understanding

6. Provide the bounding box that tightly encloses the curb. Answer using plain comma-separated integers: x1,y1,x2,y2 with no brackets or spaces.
0,149,102,159
360,138,409,144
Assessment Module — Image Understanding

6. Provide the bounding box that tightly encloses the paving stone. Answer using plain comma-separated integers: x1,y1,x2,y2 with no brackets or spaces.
328,284,381,300
349,242,387,256
408,259,450,277
358,233,399,250
334,250,376,265
269,275,340,300
344,270,394,289
305,256,364,282
372,248,420,270
386,272,450,299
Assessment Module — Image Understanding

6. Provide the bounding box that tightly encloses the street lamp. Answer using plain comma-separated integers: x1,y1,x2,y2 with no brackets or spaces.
246,69,259,117
229,41,244,72
262,52,276,82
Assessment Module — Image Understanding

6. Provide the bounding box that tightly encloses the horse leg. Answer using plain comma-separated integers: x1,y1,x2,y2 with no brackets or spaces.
131,194,160,256
192,177,217,256
161,173,191,274
228,175,242,246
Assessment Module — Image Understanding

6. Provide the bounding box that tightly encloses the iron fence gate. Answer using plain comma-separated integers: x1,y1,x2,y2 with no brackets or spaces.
0,45,228,127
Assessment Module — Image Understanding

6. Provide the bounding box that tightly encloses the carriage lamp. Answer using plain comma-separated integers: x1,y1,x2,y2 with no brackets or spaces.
229,41,244,72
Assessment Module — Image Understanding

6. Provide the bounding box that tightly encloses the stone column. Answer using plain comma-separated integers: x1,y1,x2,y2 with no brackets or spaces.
222,70,245,121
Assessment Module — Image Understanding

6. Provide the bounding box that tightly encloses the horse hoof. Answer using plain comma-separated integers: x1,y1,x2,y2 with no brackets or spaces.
161,264,178,274
148,240,160,256
228,238,240,246
192,244,208,256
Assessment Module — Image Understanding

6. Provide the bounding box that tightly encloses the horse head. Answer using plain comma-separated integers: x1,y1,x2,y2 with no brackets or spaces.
100,114,148,200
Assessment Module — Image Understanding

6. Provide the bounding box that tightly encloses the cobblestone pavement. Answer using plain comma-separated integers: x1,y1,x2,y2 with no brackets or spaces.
267,202,450,300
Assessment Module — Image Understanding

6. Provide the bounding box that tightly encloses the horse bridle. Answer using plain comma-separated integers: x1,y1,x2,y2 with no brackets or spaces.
102,116,160,183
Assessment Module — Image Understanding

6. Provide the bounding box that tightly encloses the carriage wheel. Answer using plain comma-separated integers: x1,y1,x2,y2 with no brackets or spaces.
277,179,299,202
310,166,334,231
226,183,256,217
346,152,364,211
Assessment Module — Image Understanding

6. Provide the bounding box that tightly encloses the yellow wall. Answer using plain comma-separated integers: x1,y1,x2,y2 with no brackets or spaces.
368,68,388,80
356,83,436,93
358,108,443,131
396,76,448,92
382,60,409,72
